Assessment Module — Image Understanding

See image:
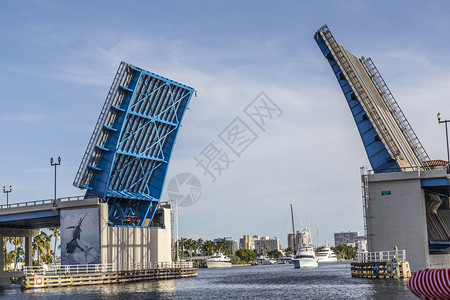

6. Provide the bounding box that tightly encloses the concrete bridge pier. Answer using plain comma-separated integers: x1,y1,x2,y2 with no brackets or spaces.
0,228,40,285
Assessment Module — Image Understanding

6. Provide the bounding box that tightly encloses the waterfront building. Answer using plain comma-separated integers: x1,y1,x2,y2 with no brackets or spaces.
254,237,281,255
288,231,305,250
215,237,238,254
239,235,259,250
288,230,315,251
334,231,363,246
287,233,296,250
240,235,281,254
342,236,367,252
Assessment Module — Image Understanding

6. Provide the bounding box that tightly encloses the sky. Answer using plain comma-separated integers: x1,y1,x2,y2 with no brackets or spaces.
1,0,450,248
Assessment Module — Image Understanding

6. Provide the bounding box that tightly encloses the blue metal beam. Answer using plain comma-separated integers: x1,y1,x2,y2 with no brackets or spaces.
315,27,399,172
74,62,195,227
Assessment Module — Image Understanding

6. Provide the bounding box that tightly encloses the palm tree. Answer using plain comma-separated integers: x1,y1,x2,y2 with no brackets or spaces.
43,232,53,263
48,227,60,264
3,237,11,269
33,232,52,264
12,237,23,266
202,240,216,256
2,237,21,270
185,238,196,259
215,238,230,255
3,237,10,268
179,237,187,258
32,235,45,264
196,238,203,255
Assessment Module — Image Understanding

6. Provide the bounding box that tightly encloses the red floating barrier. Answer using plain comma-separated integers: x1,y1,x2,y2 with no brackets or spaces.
407,269,450,299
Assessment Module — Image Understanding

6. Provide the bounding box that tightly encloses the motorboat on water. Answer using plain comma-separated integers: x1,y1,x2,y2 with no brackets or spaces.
292,227,318,268
255,257,277,265
206,253,232,268
292,246,318,268
316,241,338,263
276,257,293,264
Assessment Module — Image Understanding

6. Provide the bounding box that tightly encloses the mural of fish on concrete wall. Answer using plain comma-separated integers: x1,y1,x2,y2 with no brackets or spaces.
66,212,94,262
61,207,100,265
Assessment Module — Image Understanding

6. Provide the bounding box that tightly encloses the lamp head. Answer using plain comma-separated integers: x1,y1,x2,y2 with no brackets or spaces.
9,185,12,191
437,112,441,122
58,156,61,163
50,157,54,164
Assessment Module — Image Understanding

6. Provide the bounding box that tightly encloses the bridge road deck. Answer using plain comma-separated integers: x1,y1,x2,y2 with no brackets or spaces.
0,196,99,285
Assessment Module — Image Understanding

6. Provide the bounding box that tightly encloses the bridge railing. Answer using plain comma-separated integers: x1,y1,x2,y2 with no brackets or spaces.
364,164,449,174
356,250,406,262
23,261,193,276
0,195,86,210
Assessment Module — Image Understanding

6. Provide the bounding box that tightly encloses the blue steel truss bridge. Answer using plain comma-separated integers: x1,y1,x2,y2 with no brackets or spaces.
315,25,450,253
73,62,195,227
315,25,432,173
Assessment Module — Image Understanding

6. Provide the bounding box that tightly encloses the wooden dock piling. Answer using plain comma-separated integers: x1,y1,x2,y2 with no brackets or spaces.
351,249,411,279
351,261,411,279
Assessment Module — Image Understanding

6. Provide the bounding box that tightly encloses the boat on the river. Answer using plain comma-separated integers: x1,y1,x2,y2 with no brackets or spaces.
292,228,318,268
316,241,337,263
289,204,318,269
206,253,232,268
255,257,277,265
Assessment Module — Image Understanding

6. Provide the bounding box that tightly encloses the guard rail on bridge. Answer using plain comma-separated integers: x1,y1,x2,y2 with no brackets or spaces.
0,195,91,210
23,261,194,276
356,250,406,262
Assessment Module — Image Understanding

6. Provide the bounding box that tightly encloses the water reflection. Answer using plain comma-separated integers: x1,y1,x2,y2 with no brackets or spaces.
17,278,177,299
2,263,416,300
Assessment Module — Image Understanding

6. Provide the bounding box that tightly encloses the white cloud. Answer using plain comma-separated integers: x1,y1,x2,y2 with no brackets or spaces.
0,113,47,122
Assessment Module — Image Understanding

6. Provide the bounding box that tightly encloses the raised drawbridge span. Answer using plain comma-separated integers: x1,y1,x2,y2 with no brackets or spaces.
73,61,195,227
314,25,450,256
315,25,431,173
0,62,195,277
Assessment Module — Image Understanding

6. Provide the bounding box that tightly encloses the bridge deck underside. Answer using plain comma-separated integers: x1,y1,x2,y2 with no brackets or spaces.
0,198,99,229
0,210,59,229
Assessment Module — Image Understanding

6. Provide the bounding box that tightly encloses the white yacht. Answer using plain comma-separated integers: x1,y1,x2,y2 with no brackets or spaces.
316,241,338,263
292,228,318,268
206,253,232,268
255,257,277,265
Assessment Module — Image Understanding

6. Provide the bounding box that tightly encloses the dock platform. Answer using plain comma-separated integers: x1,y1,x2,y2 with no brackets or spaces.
351,250,411,279
351,261,411,279
22,262,197,289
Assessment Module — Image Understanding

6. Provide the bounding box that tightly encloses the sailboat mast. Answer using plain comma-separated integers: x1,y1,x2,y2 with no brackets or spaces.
290,204,296,253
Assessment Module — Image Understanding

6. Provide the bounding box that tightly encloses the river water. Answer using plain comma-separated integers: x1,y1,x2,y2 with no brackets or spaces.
0,262,417,299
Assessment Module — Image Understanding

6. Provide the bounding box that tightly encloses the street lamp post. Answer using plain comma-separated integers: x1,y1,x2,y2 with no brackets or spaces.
3,185,12,207
50,156,61,207
437,112,450,171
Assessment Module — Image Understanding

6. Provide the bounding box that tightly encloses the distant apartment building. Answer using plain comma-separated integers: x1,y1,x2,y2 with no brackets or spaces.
239,235,259,250
288,229,316,251
254,237,281,255
240,235,281,254
224,237,238,254
214,237,238,254
334,231,365,247
287,231,303,251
